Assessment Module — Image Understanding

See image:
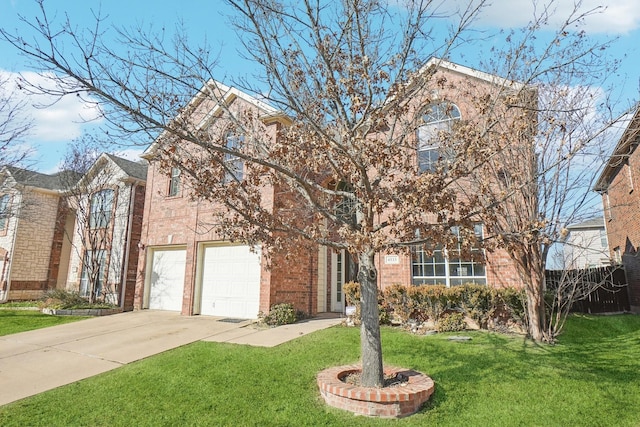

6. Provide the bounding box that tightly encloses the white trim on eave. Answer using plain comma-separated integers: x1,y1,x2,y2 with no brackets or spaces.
141,80,288,160
419,57,525,92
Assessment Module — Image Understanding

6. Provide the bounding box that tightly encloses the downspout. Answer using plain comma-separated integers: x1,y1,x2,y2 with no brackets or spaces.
308,249,313,315
2,192,22,302
119,183,137,309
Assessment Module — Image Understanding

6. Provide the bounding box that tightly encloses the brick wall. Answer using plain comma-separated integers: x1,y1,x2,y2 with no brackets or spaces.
121,183,146,311
602,156,640,311
8,190,60,299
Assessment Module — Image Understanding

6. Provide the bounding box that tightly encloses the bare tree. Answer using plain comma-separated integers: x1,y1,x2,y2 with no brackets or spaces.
0,0,627,385
0,72,32,169
59,138,120,304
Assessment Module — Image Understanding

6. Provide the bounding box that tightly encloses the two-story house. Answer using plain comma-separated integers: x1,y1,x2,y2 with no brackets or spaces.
594,105,640,312
64,154,147,310
0,166,78,301
561,217,610,269
134,59,525,319
0,154,146,310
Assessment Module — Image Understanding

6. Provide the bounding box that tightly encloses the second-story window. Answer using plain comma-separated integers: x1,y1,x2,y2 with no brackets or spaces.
90,189,114,229
168,167,181,197
0,194,10,231
417,102,461,173
224,132,244,183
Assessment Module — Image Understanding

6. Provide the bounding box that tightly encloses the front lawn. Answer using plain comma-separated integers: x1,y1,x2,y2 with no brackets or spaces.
0,314,639,426
0,310,88,336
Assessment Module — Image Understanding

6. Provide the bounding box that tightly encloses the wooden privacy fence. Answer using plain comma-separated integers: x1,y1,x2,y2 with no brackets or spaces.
545,266,630,314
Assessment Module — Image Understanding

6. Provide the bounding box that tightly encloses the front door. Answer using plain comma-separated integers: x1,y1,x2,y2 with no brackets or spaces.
331,250,357,312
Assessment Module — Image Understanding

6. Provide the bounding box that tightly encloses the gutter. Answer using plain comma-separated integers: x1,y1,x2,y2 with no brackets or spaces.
119,183,137,309
1,193,22,302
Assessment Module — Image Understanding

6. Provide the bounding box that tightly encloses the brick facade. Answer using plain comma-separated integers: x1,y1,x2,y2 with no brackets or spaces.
135,158,319,316
135,65,525,319
595,109,640,311
6,190,61,300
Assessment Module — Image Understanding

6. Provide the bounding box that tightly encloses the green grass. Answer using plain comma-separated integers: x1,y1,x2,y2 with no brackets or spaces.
0,310,88,336
0,300,39,308
0,314,639,426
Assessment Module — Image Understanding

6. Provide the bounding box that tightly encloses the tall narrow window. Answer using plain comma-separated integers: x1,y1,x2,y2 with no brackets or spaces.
224,132,244,183
168,167,181,197
89,189,114,229
0,194,9,230
80,249,107,298
417,102,461,172
604,193,612,221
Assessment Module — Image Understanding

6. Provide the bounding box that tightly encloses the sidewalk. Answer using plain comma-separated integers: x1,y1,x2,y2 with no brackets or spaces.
0,310,342,406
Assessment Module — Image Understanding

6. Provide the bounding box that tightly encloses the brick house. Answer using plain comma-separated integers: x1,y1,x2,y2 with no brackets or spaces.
594,106,640,312
64,154,147,310
135,59,524,319
0,166,79,301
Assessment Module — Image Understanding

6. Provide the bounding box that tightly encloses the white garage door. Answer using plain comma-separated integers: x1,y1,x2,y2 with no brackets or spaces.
200,245,261,319
148,248,186,311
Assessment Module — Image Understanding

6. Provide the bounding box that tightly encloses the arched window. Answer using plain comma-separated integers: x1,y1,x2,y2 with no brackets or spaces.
224,131,244,183
417,102,461,172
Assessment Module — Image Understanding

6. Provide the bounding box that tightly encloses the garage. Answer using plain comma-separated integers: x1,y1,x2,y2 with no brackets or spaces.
148,247,186,311
199,244,261,319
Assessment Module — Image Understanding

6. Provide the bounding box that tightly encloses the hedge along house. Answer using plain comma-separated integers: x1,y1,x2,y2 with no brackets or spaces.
134,82,316,318
0,166,79,301
594,105,640,312
64,154,147,310
134,59,525,319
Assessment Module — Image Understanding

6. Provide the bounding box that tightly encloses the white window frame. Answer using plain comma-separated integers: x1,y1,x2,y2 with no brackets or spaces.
89,189,114,229
224,132,244,183
0,194,10,231
168,167,181,197
412,224,486,287
417,102,461,173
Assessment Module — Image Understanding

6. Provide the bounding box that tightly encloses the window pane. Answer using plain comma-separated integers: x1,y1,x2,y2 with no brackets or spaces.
169,167,180,196
411,224,486,288
224,133,245,182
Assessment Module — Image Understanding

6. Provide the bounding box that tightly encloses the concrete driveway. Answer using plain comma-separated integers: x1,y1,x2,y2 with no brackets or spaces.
0,310,341,406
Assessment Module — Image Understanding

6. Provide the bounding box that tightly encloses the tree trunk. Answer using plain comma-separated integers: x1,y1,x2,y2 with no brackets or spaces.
358,249,384,387
525,266,546,342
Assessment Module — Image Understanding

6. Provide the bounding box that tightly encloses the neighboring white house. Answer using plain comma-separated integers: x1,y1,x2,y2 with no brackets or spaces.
562,216,610,269
65,154,147,309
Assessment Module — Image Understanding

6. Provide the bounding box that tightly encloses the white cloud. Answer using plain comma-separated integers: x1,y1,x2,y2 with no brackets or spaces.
445,0,640,34
0,69,103,143
112,147,146,163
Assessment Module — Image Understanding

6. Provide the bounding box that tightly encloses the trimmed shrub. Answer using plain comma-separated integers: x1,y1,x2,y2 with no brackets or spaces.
38,289,116,310
437,311,467,332
460,284,496,329
259,303,300,326
343,281,392,325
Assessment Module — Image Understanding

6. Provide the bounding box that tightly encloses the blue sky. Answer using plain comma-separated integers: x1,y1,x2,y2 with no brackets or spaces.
1,0,639,173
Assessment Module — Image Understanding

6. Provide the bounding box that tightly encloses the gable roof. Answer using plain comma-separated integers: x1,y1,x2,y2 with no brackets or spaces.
104,154,148,181
75,153,148,189
1,166,81,192
142,80,288,160
566,216,605,231
594,105,640,192
416,57,526,92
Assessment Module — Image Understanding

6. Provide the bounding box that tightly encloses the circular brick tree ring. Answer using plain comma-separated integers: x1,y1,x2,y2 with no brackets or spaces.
317,364,435,418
